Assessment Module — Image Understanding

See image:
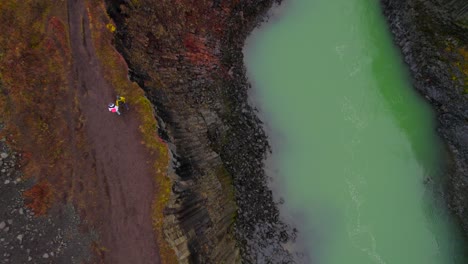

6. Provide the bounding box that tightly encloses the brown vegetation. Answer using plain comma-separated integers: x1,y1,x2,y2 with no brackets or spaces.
184,33,220,67
23,180,54,215
0,0,172,261
0,1,76,195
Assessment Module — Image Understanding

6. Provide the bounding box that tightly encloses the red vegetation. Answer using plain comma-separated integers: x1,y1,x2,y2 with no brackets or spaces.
183,34,219,67
23,180,54,216
46,16,70,55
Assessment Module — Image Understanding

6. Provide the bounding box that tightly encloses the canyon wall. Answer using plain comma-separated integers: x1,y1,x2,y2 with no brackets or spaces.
106,0,296,263
381,0,468,236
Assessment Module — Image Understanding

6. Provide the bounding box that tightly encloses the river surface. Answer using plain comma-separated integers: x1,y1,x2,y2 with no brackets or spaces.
244,0,467,263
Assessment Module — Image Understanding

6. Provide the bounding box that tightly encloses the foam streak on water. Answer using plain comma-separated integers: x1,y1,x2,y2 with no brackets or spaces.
244,0,468,263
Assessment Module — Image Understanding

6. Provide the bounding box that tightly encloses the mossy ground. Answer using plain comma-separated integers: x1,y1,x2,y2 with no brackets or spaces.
455,47,468,93
445,42,468,93
413,0,468,94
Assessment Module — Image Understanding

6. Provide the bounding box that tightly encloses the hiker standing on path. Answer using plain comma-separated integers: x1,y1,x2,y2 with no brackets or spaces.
108,102,120,115
108,96,129,115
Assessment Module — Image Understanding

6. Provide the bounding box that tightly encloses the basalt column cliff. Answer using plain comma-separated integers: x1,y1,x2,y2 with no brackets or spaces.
106,0,296,263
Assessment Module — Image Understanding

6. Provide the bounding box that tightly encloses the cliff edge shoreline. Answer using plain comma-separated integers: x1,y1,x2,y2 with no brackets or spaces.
102,0,468,262
105,0,297,263
381,0,468,239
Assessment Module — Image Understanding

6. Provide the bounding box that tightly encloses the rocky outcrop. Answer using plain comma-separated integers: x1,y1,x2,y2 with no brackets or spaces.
439,0,468,26
381,0,468,236
106,0,296,263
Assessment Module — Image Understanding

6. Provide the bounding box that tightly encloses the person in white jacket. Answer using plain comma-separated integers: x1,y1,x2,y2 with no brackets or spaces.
108,103,120,115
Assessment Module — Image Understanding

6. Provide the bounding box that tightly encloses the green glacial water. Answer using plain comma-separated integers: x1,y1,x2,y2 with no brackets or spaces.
244,0,467,263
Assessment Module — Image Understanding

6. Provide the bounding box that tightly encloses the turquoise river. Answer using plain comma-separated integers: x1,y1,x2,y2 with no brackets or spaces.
244,0,468,263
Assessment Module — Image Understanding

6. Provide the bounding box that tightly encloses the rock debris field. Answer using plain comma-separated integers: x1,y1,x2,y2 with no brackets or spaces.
0,140,91,264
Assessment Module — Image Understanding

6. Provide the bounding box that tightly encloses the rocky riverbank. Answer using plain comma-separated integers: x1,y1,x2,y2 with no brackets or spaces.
381,0,468,237
105,0,297,263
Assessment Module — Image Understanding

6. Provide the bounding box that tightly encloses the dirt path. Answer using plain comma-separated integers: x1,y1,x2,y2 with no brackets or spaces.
66,0,161,263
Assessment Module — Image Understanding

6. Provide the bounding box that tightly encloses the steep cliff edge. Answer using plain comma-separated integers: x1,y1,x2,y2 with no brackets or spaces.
105,0,296,263
381,0,468,235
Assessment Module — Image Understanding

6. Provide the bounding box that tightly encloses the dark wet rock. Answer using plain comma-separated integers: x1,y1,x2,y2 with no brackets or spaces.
381,0,468,236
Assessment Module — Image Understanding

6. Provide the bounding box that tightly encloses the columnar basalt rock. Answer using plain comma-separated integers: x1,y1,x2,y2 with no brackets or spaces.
381,0,468,237
105,0,297,263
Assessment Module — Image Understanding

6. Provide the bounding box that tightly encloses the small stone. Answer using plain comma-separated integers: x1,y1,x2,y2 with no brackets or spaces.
17,234,23,243
0,222,4,229
3,227,9,232
0,153,8,159
50,252,54,256
42,253,48,258
7,220,12,225
19,208,23,215
28,257,32,261
1,169,5,173
15,178,20,183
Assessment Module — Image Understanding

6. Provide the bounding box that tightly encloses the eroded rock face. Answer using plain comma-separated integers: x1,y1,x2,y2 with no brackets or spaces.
106,0,296,263
381,0,468,236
